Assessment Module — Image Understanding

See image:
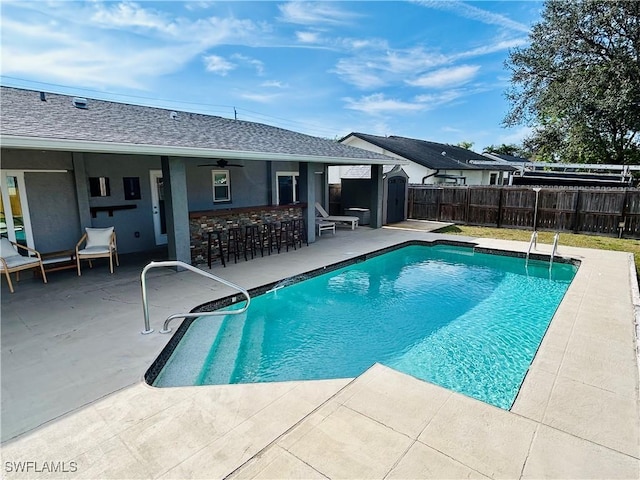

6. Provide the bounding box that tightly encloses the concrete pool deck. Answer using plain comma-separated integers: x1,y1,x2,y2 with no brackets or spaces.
1,227,638,478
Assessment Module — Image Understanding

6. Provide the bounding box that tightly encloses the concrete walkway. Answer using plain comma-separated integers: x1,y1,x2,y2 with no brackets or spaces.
1,227,638,479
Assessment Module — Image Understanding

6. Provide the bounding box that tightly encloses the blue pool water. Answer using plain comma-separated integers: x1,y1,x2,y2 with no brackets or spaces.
152,244,577,409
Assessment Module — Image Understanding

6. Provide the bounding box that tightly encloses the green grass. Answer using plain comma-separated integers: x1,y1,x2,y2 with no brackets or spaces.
434,225,640,276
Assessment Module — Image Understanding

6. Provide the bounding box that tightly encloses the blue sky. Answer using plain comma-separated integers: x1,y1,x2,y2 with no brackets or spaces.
1,1,542,150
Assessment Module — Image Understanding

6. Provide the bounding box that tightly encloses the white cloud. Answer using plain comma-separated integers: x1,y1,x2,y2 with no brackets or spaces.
413,1,531,33
344,38,388,50
278,2,361,26
408,65,480,89
333,60,388,89
415,90,465,106
333,36,519,90
346,85,490,121
239,92,282,103
334,47,448,89
184,1,215,12
296,31,321,43
0,1,270,90
452,37,528,61
3,42,194,90
344,93,424,115
203,55,236,75
261,81,288,88
90,1,177,34
232,54,265,75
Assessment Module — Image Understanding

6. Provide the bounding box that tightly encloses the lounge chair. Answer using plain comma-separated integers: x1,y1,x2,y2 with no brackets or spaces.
0,237,48,293
314,202,359,230
316,218,336,236
75,227,119,276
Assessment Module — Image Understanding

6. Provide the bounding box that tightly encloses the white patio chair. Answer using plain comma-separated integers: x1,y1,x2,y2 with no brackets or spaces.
75,227,119,276
0,237,48,293
314,202,359,230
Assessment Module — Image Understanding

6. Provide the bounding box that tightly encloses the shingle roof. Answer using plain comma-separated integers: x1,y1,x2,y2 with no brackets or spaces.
346,132,513,171
491,153,530,164
0,87,393,163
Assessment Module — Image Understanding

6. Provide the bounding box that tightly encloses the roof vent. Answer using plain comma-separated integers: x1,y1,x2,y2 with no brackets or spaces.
170,111,179,120
441,151,446,156
72,97,88,109
39,92,46,102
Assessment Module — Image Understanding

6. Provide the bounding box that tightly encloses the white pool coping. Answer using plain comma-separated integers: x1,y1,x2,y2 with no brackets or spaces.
1,229,638,479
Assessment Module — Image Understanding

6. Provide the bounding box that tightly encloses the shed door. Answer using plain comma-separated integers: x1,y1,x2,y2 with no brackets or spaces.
387,177,406,224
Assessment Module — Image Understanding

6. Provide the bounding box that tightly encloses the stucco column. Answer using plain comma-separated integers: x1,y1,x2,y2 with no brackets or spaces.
72,152,92,229
298,162,317,243
370,164,384,228
161,156,191,265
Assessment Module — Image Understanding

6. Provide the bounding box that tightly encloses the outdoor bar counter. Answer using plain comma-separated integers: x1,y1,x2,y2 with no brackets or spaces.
189,204,305,265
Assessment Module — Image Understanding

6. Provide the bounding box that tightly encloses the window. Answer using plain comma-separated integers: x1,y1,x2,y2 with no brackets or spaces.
489,173,498,185
89,176,110,197
212,170,230,202
123,177,141,200
276,172,299,205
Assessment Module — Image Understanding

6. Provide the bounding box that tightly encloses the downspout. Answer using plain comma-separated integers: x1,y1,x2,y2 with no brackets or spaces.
422,169,439,184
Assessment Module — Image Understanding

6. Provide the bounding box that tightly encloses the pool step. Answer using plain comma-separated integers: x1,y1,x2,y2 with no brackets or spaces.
198,311,248,384
229,314,266,382
153,318,224,387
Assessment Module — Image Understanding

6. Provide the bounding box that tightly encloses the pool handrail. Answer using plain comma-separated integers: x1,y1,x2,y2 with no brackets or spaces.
525,231,538,265
549,233,560,269
140,260,250,334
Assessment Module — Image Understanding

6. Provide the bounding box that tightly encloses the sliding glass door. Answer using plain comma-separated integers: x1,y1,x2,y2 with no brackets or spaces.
0,171,34,250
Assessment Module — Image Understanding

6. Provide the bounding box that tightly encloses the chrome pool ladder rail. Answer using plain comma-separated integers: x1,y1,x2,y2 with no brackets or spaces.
140,260,251,335
525,231,538,265
549,233,560,270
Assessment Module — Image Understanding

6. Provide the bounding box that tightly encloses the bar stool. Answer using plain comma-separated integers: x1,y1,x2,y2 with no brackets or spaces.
243,224,262,259
292,218,308,248
278,220,296,252
226,226,244,263
261,222,279,254
207,230,226,268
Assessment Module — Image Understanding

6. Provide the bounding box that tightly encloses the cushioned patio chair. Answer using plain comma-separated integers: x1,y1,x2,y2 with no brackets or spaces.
0,237,48,293
75,227,119,276
315,202,359,230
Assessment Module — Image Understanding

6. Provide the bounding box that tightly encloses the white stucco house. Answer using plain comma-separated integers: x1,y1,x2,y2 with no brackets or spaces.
336,133,516,186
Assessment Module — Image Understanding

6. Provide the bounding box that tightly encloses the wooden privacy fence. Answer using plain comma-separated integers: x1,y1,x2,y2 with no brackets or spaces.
408,186,640,238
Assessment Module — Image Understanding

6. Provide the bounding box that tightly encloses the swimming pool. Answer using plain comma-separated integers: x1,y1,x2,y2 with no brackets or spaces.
147,243,577,409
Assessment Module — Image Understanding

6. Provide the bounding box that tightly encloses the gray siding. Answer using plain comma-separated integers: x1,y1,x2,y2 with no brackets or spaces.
26,172,80,252
2,149,73,170
186,160,269,210
82,153,160,253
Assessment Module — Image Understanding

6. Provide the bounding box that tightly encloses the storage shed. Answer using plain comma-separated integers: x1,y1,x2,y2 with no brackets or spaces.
334,165,409,225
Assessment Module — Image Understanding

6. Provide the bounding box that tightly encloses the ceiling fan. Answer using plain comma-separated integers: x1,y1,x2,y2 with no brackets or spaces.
198,159,244,168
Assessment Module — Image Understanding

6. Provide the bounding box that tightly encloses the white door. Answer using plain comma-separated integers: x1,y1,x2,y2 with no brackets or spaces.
149,170,167,245
0,171,35,249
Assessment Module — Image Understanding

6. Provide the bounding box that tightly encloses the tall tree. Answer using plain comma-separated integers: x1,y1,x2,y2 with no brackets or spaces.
504,0,640,164
456,141,474,150
484,143,527,157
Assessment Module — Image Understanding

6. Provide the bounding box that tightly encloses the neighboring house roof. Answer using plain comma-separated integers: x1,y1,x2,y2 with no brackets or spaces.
0,87,396,165
481,152,530,164
343,132,515,171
